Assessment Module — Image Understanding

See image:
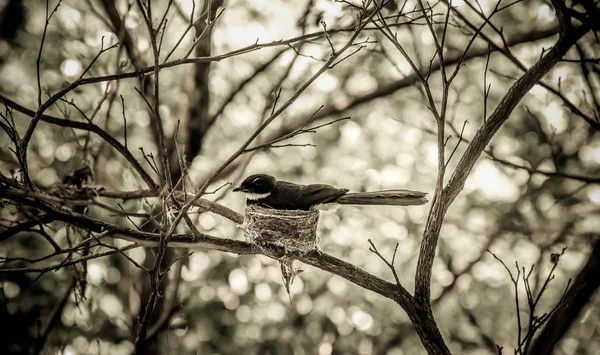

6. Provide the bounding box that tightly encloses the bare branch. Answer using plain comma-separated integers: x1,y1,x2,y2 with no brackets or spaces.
165,3,386,240
368,239,402,285
416,26,590,301
0,95,158,190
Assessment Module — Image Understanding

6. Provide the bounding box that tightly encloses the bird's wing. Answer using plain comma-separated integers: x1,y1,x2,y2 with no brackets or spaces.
296,184,349,207
276,181,348,209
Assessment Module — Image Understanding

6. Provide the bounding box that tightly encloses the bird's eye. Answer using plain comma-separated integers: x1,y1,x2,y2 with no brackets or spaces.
252,178,262,186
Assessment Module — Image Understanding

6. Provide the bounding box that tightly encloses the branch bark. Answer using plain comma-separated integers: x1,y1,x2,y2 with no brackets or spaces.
415,24,590,303
409,12,590,354
529,239,600,354
2,2,596,354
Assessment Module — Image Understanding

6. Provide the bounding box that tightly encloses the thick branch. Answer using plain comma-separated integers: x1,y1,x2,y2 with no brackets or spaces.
96,188,244,224
0,185,412,304
414,25,590,302
0,213,55,243
443,27,589,206
529,239,600,354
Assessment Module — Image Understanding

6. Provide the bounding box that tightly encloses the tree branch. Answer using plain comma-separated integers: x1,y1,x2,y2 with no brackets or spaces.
529,239,600,354
415,24,590,303
0,94,158,190
194,25,560,186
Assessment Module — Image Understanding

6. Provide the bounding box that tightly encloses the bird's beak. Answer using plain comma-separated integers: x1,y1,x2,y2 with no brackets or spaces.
232,186,243,192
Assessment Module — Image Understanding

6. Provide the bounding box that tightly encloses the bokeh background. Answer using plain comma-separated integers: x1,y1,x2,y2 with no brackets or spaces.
0,0,599,354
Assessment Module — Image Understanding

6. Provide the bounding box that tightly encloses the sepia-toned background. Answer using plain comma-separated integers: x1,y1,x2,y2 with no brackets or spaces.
0,0,598,354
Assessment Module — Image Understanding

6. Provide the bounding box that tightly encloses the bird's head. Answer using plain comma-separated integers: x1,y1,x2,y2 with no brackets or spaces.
232,174,276,200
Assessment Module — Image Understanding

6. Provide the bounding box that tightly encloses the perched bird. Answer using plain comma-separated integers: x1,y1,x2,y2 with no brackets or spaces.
233,174,428,211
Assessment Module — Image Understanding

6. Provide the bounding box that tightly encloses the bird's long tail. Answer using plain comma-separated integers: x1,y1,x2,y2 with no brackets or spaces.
336,189,428,206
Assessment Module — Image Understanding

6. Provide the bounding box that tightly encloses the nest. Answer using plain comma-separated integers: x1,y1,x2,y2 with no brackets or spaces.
242,205,320,299
243,205,320,252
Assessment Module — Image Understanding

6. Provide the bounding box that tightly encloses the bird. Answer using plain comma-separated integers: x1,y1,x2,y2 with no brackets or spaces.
232,174,428,211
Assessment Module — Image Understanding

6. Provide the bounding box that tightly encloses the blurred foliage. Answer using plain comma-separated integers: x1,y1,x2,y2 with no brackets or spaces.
0,0,599,354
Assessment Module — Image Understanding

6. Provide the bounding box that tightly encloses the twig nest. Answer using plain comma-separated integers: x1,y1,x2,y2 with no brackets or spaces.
242,205,320,300
242,204,320,253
